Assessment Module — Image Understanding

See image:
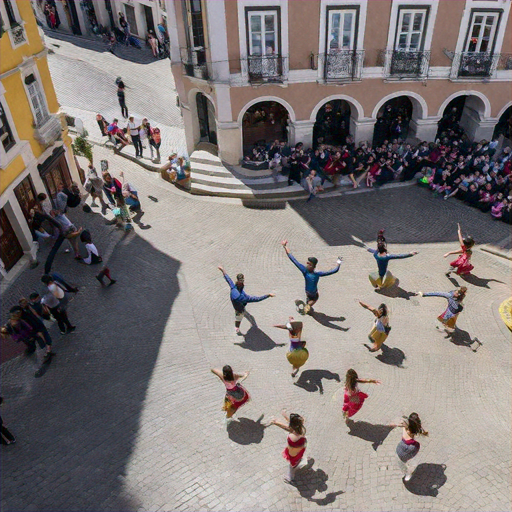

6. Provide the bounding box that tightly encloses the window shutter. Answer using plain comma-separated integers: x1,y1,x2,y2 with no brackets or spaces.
27,81,49,126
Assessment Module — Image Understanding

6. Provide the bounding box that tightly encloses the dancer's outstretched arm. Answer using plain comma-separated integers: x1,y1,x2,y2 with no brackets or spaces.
457,223,464,246
444,250,462,258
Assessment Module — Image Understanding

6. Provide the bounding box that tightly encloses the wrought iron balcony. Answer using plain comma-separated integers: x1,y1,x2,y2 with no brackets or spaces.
34,114,62,147
322,50,364,81
180,47,209,80
453,51,499,78
246,55,284,83
381,49,430,79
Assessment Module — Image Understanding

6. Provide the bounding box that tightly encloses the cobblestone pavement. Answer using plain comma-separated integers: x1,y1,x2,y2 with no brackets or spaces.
1,146,510,511
45,30,187,157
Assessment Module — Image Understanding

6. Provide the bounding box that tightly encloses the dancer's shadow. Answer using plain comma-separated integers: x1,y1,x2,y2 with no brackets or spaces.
235,314,286,351
131,211,151,230
375,279,417,301
310,311,349,331
445,329,482,352
403,463,447,497
460,273,505,289
227,415,267,445
293,370,340,394
294,464,344,505
366,344,407,368
147,195,158,202
346,419,394,450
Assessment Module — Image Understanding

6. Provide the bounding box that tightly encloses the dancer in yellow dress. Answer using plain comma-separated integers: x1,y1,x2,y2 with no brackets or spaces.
358,301,391,352
274,317,309,377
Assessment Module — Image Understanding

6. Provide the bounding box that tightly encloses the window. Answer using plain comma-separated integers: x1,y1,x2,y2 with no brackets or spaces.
247,10,278,56
395,8,428,51
14,176,37,222
0,102,16,152
327,8,357,51
465,11,500,53
4,0,17,27
25,75,49,127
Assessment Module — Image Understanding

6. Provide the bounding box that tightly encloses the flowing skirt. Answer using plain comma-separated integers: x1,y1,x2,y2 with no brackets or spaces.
368,325,388,349
342,390,369,418
283,447,306,467
222,384,250,413
437,308,459,329
369,271,396,289
450,254,473,275
287,347,309,368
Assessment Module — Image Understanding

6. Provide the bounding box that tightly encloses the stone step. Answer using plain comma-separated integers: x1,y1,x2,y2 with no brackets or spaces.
191,173,250,190
190,182,312,200
191,161,234,177
189,150,224,167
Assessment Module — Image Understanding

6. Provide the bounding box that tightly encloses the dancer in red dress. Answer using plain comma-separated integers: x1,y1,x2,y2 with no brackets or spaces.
211,365,250,426
342,369,381,423
444,223,475,276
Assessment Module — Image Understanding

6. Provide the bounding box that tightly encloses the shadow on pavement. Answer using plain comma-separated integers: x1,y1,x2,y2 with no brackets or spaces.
0,232,181,511
294,464,344,505
293,369,340,394
375,279,417,301
235,324,286,352
404,463,447,497
459,273,505,289
375,344,407,368
446,329,482,352
227,415,267,445
310,311,349,331
45,29,157,65
288,187,511,247
346,419,394,450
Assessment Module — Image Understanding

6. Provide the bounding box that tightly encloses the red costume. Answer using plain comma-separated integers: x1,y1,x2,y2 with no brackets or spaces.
450,245,474,275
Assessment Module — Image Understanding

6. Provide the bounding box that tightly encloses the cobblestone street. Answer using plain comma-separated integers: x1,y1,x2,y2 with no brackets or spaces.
1,144,510,511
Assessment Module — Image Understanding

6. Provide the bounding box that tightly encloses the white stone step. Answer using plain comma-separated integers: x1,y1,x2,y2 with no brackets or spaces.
191,173,250,190
190,183,255,198
190,150,224,167
190,182,312,200
191,161,233,177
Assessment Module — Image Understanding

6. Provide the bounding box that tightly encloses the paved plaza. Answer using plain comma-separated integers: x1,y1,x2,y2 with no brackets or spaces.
1,144,511,511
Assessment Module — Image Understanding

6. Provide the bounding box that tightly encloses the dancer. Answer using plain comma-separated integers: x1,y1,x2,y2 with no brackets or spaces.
390,413,429,481
269,410,312,485
364,230,418,290
342,369,381,423
417,287,467,333
281,240,341,314
211,366,250,425
444,223,475,276
274,318,309,377
358,301,391,352
218,266,275,334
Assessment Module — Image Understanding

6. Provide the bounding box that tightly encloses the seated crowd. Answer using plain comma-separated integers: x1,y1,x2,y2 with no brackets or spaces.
242,125,511,212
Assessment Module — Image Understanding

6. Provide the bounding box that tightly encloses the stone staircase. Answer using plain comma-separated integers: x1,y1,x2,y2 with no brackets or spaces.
189,150,345,201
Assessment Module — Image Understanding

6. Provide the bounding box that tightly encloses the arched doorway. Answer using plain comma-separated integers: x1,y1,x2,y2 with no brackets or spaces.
437,94,487,141
493,106,512,141
196,93,217,145
436,96,466,140
242,101,289,153
373,96,413,147
313,100,351,147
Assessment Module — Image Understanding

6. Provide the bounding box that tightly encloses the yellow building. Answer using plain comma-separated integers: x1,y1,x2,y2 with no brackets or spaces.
0,0,79,279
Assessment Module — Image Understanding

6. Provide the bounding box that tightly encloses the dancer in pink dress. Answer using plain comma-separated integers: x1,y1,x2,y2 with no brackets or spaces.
342,369,381,423
444,223,475,276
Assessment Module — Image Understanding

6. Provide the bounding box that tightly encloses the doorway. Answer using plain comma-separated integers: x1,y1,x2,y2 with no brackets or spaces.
124,4,138,36
373,96,413,147
313,100,351,147
143,5,155,35
196,93,217,145
14,175,37,223
0,208,24,272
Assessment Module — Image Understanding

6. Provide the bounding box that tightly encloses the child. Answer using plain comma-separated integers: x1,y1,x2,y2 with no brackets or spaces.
79,230,116,286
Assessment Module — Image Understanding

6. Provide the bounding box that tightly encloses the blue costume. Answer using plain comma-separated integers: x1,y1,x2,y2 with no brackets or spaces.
287,253,340,300
367,248,414,288
223,274,270,313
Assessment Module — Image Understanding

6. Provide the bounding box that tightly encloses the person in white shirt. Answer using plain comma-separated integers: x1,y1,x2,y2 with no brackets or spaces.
127,116,142,158
41,275,76,334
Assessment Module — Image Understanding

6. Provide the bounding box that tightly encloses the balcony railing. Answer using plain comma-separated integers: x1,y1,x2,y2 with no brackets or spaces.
246,55,284,83
497,53,512,71
322,50,364,81
453,51,499,78
380,49,430,79
10,24,26,45
180,47,209,80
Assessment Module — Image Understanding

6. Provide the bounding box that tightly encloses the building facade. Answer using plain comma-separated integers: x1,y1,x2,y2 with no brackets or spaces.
167,0,512,165
31,0,165,41
0,0,80,279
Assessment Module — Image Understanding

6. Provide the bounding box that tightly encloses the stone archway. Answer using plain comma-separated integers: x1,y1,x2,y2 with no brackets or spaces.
493,105,511,141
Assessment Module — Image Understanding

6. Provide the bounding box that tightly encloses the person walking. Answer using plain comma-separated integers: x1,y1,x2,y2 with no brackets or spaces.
79,230,117,286
84,163,110,214
116,78,128,118
1,312,45,356
281,240,341,315
358,301,391,352
389,413,429,481
417,287,467,333
444,223,475,276
17,298,53,350
211,365,250,426
342,369,381,423
149,126,161,162
274,318,309,377
269,410,313,485
41,275,76,335
127,116,143,158
0,398,16,446
218,266,275,335
364,230,418,290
